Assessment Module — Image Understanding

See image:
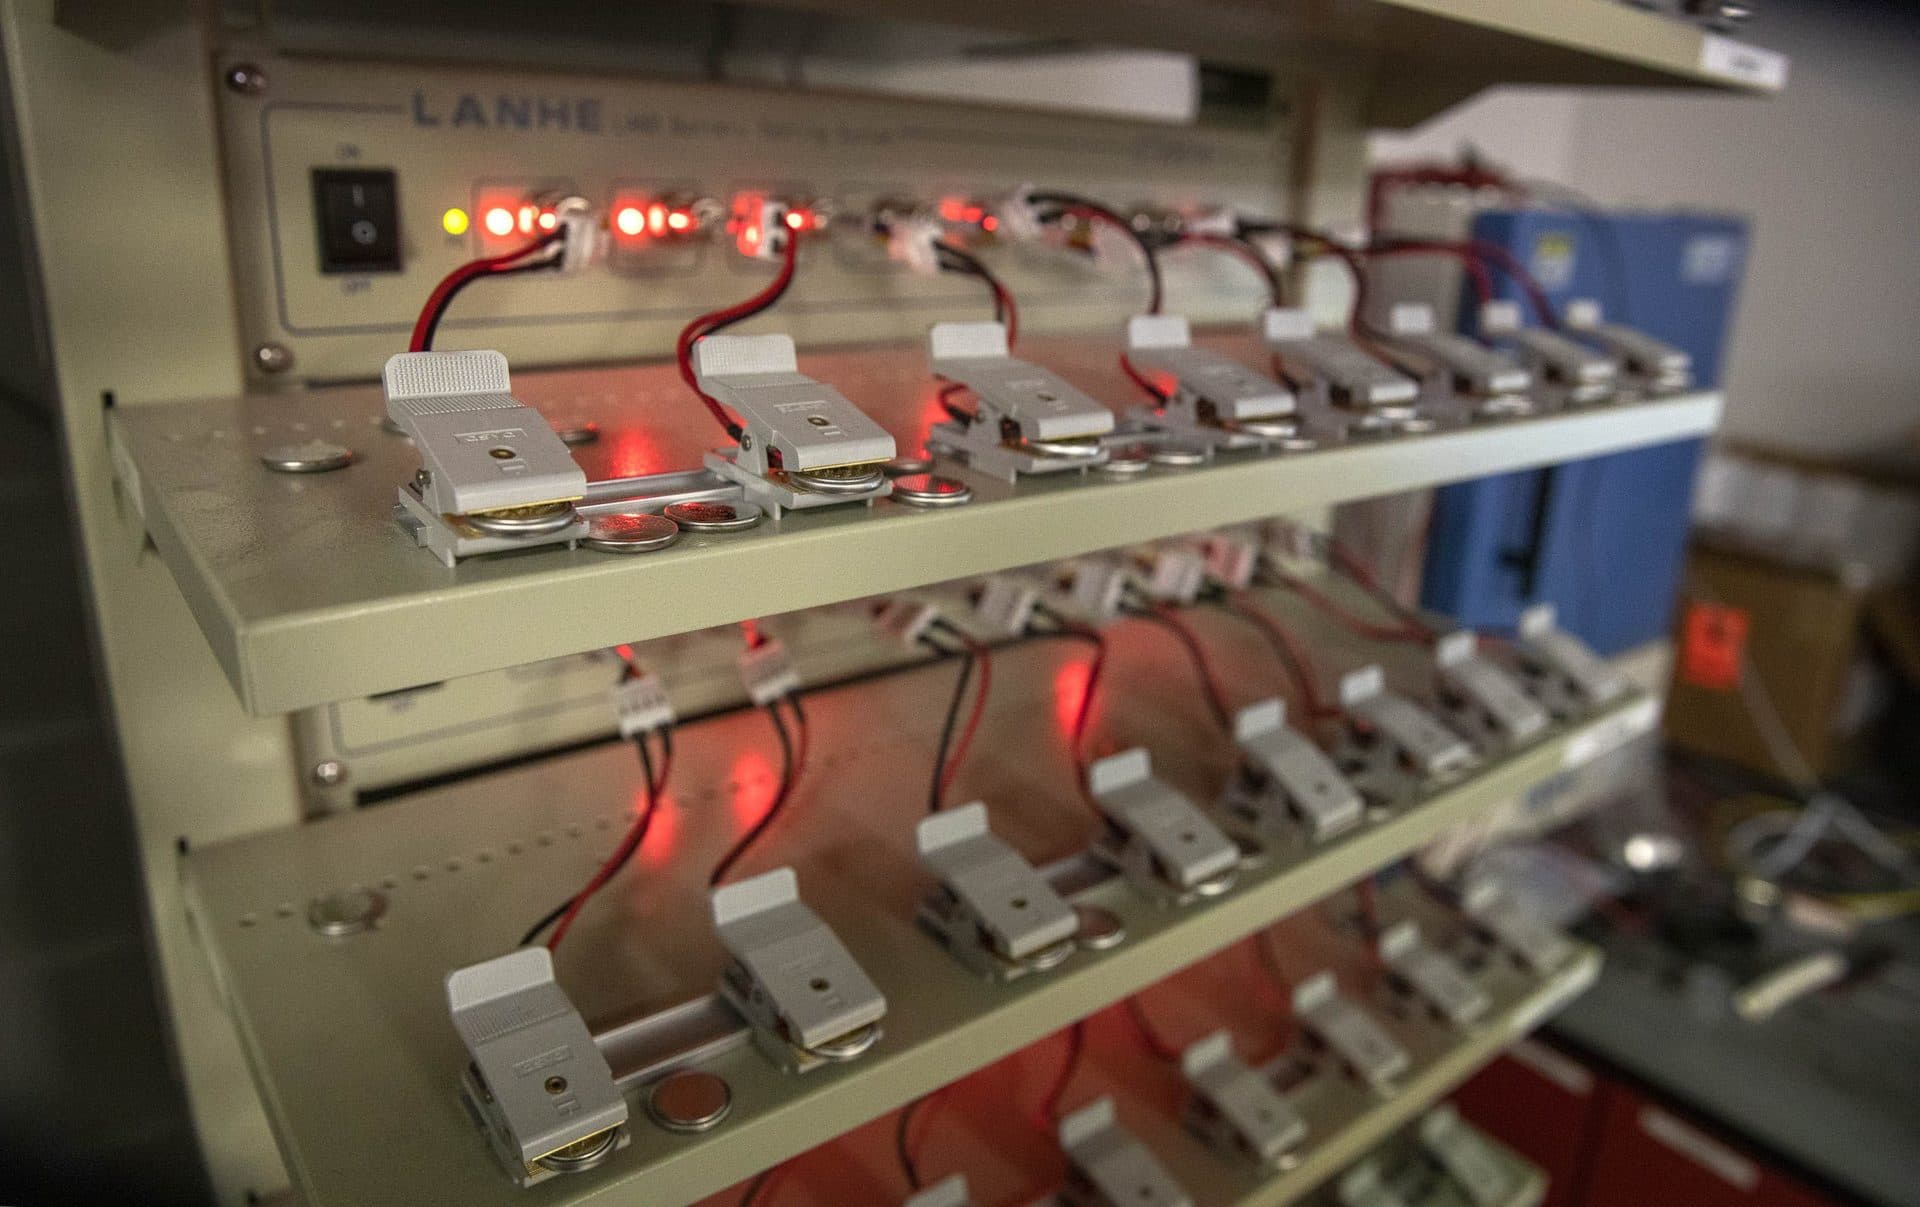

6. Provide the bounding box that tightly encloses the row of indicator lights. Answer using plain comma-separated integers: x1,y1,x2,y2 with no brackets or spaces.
439,200,702,241
437,193,989,250
441,204,560,238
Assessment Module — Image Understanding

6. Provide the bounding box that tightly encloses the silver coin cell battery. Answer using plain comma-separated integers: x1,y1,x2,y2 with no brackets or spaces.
260,439,355,473
1097,444,1155,475
1074,904,1128,951
663,499,765,532
1148,443,1210,467
645,1069,732,1133
583,512,680,553
465,500,579,537
790,466,889,495
890,473,974,508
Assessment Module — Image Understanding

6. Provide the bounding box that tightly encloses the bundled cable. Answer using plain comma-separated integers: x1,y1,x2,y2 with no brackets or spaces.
933,239,1018,343
1028,189,1163,315
675,222,804,442
921,620,993,813
1371,233,1560,328
1273,571,1430,644
518,716,673,950
1029,189,1170,403
1236,218,1376,339
708,690,810,887
1127,603,1233,731
1318,534,1440,641
1215,594,1338,720
931,239,1019,423
409,231,563,353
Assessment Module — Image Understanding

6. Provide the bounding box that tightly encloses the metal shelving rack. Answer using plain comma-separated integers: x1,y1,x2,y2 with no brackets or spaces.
5,0,1778,1201
109,335,1721,713
180,602,1642,1207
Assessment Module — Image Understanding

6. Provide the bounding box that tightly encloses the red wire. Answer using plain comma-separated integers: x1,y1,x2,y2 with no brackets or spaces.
1065,630,1108,770
707,702,803,887
546,741,669,951
1461,238,1562,329
1145,605,1234,730
939,638,991,802
407,233,559,352
1278,573,1430,644
985,272,1019,346
1364,243,1495,304
1033,1021,1087,1130
1223,594,1336,719
1124,996,1184,1062
1324,539,1439,640
675,227,803,439
1119,353,1168,403
786,696,811,788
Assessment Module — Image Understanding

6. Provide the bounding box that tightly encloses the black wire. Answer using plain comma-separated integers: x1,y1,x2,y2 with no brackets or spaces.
932,240,1007,326
895,1097,928,1190
938,394,976,425
1235,218,1378,336
1209,598,1319,713
1027,189,1163,314
1124,607,1232,730
708,702,797,887
517,730,668,947
420,254,560,352
922,634,975,815
739,1168,776,1206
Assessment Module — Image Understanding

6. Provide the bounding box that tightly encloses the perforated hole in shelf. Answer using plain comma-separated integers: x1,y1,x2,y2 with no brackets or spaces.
234,808,639,925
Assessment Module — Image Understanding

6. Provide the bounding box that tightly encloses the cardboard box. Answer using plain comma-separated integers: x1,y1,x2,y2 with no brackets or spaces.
1665,545,1872,778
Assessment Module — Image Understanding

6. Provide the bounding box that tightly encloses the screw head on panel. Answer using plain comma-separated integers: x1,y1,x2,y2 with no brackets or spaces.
225,64,268,95
254,343,294,374
310,759,346,787
307,887,385,937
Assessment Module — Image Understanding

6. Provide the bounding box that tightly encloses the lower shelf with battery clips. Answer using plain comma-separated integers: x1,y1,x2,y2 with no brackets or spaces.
695,882,1588,1207
180,565,1638,1207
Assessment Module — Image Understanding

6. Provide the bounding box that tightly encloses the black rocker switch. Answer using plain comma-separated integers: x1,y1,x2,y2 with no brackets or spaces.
312,167,401,273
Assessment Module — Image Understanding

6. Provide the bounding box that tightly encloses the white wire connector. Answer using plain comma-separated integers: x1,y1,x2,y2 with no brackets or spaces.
552,196,604,274
887,213,945,277
991,184,1043,242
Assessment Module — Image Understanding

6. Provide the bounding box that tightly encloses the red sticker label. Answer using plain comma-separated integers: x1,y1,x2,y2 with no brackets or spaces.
1681,603,1749,691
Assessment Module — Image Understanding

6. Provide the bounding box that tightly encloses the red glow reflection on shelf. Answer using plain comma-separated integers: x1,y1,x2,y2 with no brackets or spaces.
1053,660,1093,738
637,791,681,869
728,747,778,829
605,427,668,479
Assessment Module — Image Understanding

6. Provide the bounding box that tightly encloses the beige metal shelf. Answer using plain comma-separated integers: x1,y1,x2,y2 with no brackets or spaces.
1294,1108,1548,1207
744,0,1786,123
180,620,1636,1207
109,334,1720,715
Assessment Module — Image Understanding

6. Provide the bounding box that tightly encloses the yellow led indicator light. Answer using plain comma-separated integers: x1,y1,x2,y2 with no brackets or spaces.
441,207,471,236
